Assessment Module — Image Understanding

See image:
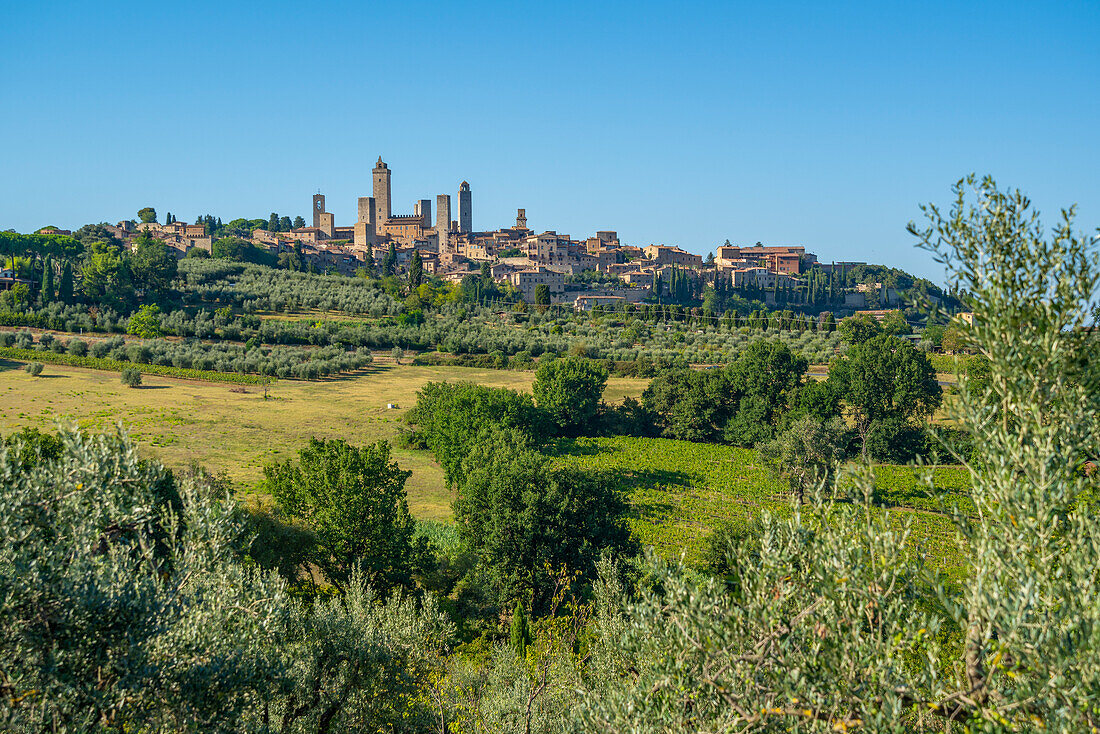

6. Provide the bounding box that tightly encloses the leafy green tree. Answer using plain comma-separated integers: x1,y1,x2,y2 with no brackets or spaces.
212,236,276,267
881,309,910,335
941,323,969,353
454,435,636,610
292,215,306,229
534,283,551,306
126,303,163,338
0,282,30,310
2,427,63,470
267,212,279,232
838,312,883,343
758,415,848,504
787,377,842,424
137,206,157,223
827,334,942,458
130,229,178,297
0,427,450,732
533,356,609,435
81,249,134,310
120,367,143,387
264,438,421,592
722,339,807,446
643,368,733,442
406,381,545,485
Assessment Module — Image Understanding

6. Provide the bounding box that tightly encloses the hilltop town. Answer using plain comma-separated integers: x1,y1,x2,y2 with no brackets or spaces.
33,157,947,317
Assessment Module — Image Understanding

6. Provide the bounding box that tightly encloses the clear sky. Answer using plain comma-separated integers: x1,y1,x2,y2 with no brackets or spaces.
1,1,1097,281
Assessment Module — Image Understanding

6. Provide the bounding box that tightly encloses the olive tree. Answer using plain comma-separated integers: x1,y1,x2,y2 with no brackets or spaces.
574,176,1100,731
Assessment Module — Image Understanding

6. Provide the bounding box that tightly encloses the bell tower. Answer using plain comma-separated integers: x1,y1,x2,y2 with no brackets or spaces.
372,157,391,227
312,193,325,229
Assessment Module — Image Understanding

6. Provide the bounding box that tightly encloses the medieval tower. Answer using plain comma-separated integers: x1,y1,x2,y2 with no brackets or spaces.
458,181,472,233
312,193,326,228
372,157,392,228
436,194,451,251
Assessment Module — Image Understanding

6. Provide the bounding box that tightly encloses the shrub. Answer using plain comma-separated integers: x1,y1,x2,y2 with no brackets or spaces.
24,362,43,376
120,368,142,387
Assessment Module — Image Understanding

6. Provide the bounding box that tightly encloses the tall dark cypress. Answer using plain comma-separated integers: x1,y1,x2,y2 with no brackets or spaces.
59,261,73,304
41,255,53,303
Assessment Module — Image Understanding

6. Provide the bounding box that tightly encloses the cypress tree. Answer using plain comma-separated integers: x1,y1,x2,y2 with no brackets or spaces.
59,261,73,304
409,250,423,289
382,243,396,277
41,255,53,303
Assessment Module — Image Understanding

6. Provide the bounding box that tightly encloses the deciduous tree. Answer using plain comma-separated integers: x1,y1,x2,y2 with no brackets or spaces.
533,356,609,435
264,438,422,592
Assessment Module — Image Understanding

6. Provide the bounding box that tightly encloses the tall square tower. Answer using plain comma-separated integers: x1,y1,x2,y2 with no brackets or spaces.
458,181,472,233
436,194,451,252
312,194,326,229
372,157,391,226
415,199,432,228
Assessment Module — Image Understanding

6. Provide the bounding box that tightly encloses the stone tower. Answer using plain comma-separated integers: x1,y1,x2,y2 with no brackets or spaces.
355,196,377,246
516,208,527,230
458,181,472,234
436,194,451,252
415,199,432,228
357,196,373,224
312,194,326,229
372,157,391,227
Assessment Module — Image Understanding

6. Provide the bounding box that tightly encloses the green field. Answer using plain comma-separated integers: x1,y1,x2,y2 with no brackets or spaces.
550,435,969,577
0,358,647,519
0,357,970,577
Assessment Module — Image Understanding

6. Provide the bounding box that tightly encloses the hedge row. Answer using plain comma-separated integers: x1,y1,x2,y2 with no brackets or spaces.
0,346,276,386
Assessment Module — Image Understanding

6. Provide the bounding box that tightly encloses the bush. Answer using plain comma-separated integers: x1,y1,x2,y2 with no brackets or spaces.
120,368,142,387
67,338,88,357
24,362,43,376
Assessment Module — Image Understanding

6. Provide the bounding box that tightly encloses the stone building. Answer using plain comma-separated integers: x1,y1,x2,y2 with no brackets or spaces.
458,181,472,233
509,267,565,302
643,245,703,268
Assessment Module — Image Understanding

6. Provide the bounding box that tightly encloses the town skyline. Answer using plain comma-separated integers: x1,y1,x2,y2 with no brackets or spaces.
3,1,1097,283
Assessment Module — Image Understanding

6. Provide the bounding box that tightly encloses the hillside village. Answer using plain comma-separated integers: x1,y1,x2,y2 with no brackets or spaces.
34,157,945,317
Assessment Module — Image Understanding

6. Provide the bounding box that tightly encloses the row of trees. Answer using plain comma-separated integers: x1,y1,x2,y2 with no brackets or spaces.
640,333,941,461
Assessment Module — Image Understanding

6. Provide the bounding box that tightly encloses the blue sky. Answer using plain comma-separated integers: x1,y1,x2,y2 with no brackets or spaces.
1,0,1097,281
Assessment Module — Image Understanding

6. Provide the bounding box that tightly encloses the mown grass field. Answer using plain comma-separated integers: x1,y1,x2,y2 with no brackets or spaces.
0,358,646,519
549,435,970,578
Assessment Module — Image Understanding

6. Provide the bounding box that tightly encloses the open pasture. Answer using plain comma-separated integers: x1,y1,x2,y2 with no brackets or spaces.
0,359,646,519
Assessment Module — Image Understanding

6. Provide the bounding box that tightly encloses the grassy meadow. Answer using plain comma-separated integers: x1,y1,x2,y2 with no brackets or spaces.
0,358,647,519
